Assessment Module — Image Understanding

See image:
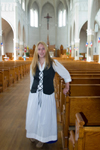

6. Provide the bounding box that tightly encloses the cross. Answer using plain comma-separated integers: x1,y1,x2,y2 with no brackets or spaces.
44,13,52,30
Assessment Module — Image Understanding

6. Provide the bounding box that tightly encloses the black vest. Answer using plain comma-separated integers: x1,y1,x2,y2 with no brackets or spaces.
31,64,55,95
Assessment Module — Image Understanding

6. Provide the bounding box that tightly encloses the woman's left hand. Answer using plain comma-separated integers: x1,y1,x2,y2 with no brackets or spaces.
63,87,69,95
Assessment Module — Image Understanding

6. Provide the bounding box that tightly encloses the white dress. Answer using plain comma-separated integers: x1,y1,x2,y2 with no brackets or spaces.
26,59,71,143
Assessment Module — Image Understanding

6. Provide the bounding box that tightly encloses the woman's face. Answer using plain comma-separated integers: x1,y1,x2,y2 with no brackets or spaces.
37,44,46,58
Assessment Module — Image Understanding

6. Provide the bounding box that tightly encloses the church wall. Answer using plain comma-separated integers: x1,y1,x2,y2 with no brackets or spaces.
41,3,55,46
80,29,87,53
79,11,88,34
57,26,67,49
94,31,99,55
1,0,99,60
5,30,13,53
1,2,15,32
56,1,68,49
17,7,27,46
29,27,39,48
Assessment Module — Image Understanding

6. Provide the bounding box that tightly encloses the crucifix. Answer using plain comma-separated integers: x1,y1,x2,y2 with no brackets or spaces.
44,13,52,45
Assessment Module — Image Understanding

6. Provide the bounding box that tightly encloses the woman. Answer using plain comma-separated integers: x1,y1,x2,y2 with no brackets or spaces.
26,41,71,148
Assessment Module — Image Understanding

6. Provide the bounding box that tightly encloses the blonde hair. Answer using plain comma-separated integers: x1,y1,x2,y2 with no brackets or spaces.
31,41,54,75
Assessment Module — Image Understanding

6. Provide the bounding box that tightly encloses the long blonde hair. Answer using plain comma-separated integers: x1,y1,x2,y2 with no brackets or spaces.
31,41,54,75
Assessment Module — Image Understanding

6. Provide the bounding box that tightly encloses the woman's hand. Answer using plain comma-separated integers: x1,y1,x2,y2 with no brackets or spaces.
63,82,69,95
63,87,69,95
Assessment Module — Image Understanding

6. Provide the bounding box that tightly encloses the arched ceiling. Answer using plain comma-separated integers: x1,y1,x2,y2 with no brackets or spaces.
27,0,69,10
2,18,13,36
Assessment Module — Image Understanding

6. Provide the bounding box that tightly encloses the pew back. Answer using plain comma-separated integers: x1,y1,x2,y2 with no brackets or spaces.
75,113,100,150
67,96,100,126
69,84,100,96
62,96,100,149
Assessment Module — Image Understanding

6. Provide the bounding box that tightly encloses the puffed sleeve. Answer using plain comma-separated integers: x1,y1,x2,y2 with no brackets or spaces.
53,59,71,83
30,65,34,90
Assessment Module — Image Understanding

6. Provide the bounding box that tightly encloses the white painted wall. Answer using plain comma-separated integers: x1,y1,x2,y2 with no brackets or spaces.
29,27,39,48
57,26,67,49
6,30,13,53
80,29,87,53
41,3,55,45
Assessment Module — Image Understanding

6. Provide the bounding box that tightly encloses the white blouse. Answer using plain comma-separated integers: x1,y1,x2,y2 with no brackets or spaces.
30,59,71,90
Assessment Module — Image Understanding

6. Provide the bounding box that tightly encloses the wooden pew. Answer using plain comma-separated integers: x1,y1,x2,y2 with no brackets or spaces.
54,73,61,106
0,60,31,93
69,113,100,150
71,77,100,84
70,73,100,78
62,96,100,149
59,60,100,71
0,70,7,92
56,78,100,123
54,73,62,122
69,130,75,150
0,60,31,92
54,73,100,124
69,84,100,96
69,70,100,74
0,67,14,86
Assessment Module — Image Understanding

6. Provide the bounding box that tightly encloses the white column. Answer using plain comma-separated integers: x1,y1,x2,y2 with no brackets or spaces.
19,41,24,56
74,2,80,60
55,7,57,49
75,39,80,60
71,41,75,57
87,29,94,62
13,1,19,60
13,3,17,60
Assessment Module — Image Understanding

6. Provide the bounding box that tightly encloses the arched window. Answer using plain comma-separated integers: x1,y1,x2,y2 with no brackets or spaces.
58,9,66,27
70,0,72,10
22,0,25,11
30,9,38,27
63,9,66,26
59,10,62,27
58,2,66,27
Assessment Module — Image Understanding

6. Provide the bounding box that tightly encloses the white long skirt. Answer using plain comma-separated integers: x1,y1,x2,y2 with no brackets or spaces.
25,91,57,143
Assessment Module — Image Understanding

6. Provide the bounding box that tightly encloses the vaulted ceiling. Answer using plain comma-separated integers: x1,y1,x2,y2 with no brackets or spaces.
26,0,69,12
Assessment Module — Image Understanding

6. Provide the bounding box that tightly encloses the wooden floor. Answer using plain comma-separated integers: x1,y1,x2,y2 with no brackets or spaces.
0,74,63,150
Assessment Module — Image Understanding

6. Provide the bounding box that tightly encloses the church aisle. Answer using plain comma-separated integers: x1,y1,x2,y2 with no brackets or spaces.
0,74,63,150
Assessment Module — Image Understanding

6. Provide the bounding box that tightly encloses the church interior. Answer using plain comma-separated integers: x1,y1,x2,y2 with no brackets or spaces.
0,0,100,150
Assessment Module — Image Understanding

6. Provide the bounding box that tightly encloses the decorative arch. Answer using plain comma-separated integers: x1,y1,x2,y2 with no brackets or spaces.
30,1,39,27
79,18,88,35
42,1,54,9
58,1,66,27
89,0,100,29
1,15,14,33
22,0,25,11
2,18,13,54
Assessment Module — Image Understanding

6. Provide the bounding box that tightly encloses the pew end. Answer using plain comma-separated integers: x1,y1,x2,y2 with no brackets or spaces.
74,112,100,150
69,130,75,150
